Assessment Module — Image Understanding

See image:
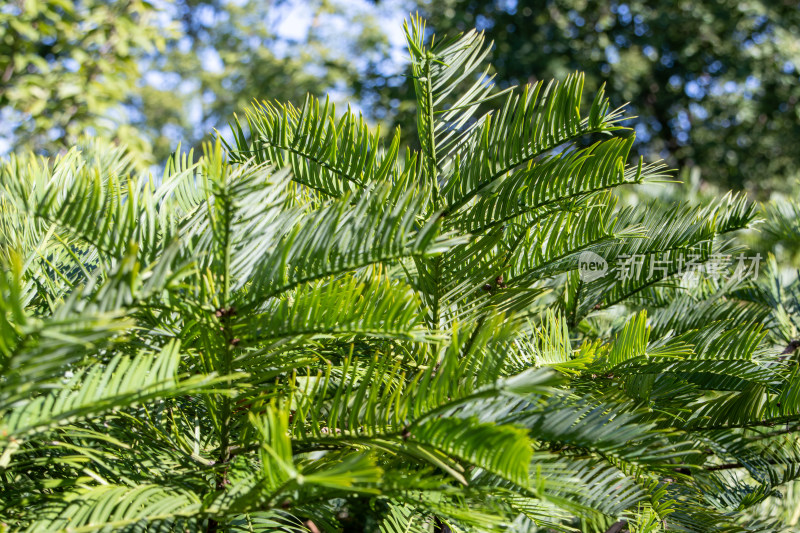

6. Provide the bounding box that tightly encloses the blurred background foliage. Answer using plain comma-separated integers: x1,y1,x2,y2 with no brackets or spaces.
0,0,169,164
1,0,800,197
418,0,800,197
1,0,398,167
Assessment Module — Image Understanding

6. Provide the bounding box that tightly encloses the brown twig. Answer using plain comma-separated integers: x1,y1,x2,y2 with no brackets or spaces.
605,520,628,533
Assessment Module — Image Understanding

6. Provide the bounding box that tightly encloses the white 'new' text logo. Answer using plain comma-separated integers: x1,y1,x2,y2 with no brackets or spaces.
578,251,608,281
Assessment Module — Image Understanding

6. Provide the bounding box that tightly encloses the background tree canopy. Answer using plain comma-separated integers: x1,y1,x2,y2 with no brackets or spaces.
1,0,397,165
417,0,800,197
1,0,799,191
0,0,168,163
